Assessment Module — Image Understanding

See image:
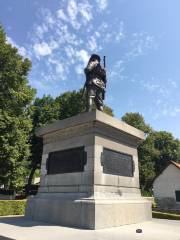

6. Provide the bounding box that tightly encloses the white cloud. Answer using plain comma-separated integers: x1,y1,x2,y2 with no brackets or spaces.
67,0,79,29
57,9,68,21
87,36,98,51
18,47,27,56
167,78,177,88
33,42,52,57
48,57,67,80
95,31,100,38
6,36,27,57
79,1,93,22
139,77,172,98
134,76,180,120
41,8,55,28
55,63,64,74
36,24,48,39
49,40,59,50
65,45,76,63
96,0,108,11
115,21,124,42
76,49,89,66
6,36,16,46
109,60,125,81
174,107,180,113
75,64,83,74
154,104,180,119
65,0,93,29
126,32,158,61
96,21,124,44
143,82,159,92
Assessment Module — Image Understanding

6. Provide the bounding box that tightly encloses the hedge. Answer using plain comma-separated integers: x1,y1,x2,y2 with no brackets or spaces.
152,201,157,208
152,211,180,220
0,200,27,216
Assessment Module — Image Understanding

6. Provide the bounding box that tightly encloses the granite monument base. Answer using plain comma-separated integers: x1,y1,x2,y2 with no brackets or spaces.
25,110,151,229
26,195,151,229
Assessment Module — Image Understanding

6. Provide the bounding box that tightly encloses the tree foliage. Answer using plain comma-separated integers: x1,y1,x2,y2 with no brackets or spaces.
122,112,180,191
55,89,86,120
0,26,35,190
121,112,152,133
55,89,113,120
151,131,180,173
31,95,59,128
27,95,59,187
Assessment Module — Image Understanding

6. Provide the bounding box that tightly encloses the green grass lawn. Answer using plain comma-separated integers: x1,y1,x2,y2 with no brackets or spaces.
0,200,27,216
152,210,180,220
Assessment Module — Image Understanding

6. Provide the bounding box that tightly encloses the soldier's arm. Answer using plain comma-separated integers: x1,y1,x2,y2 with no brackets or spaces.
97,67,106,82
84,67,88,74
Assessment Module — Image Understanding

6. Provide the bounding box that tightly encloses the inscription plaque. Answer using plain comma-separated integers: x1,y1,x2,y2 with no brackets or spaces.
101,148,134,177
46,147,87,174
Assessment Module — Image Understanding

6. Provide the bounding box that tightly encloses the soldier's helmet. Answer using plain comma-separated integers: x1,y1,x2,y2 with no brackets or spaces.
89,54,101,62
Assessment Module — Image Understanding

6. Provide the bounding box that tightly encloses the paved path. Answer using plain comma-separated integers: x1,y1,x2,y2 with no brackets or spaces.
0,216,179,240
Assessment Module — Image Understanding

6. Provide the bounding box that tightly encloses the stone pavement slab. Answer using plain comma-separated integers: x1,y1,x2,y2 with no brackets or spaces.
0,216,179,240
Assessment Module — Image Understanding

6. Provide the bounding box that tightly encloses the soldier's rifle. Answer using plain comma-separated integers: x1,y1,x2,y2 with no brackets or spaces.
102,56,106,100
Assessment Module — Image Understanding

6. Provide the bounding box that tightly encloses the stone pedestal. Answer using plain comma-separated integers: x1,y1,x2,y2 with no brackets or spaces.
26,110,151,229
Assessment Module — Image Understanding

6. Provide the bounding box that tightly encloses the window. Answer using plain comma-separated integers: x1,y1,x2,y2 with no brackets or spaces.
175,191,180,202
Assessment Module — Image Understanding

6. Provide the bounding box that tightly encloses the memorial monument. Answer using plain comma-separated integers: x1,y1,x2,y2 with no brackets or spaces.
25,54,151,229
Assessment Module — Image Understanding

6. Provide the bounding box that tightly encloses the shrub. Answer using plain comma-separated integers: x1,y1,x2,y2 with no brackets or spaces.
0,200,27,216
152,211,180,220
141,190,153,197
152,200,157,208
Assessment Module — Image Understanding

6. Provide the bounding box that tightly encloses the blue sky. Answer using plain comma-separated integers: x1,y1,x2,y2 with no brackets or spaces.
0,0,180,139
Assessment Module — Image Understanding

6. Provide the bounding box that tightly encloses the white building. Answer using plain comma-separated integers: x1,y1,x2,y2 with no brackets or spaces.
153,161,180,210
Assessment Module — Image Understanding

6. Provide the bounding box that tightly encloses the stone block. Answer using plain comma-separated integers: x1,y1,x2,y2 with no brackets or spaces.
26,110,151,229
46,172,82,186
26,196,151,229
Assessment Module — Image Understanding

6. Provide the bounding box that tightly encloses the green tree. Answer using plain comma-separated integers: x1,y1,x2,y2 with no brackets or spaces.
122,112,180,192
55,88,113,120
27,95,59,188
0,26,35,190
121,112,155,191
121,112,152,133
152,131,180,173
137,135,158,191
55,89,86,120
31,95,59,128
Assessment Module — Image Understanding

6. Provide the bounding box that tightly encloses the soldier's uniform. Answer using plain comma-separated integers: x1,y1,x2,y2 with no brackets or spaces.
84,54,106,111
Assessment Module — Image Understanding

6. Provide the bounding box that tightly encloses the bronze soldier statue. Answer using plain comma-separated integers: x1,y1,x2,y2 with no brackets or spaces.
84,54,106,112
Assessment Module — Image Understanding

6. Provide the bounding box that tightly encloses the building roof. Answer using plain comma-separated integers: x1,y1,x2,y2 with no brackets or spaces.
171,161,180,170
